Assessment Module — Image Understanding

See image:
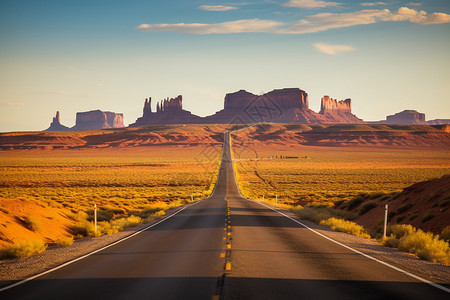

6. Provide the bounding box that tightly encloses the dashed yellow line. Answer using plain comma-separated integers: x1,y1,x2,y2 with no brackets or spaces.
227,232,231,236
227,243,231,249
226,262,231,271
220,252,225,258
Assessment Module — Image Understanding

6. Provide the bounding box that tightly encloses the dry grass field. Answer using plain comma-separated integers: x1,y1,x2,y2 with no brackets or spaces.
231,124,450,206
0,139,222,255
231,123,450,265
233,147,450,206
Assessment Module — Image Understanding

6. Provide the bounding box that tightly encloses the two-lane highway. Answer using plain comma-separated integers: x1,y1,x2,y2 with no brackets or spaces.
2,132,449,299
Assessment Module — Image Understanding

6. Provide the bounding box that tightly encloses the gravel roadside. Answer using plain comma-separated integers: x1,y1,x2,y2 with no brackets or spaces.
1,202,449,291
280,207,450,288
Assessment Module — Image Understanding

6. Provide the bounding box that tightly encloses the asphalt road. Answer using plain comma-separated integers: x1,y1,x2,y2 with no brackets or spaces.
2,132,449,299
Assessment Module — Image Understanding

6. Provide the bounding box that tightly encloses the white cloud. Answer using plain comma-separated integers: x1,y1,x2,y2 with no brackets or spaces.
199,5,238,11
283,0,341,8
136,7,450,35
280,7,450,33
136,19,282,34
407,2,422,6
360,2,387,6
314,43,356,55
279,9,389,33
388,7,450,24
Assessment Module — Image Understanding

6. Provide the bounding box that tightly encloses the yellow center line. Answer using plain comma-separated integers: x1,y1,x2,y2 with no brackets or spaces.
226,262,231,271
227,243,231,249
220,252,225,258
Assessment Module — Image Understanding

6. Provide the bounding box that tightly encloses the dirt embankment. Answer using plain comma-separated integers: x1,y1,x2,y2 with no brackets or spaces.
335,175,450,235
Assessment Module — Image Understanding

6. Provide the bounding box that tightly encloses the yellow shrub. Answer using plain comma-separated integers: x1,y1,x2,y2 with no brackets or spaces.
399,230,450,265
0,240,47,259
54,237,74,246
320,217,371,239
383,224,450,265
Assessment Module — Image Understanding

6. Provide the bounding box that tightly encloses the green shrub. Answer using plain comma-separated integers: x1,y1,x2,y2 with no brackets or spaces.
320,217,371,239
347,196,364,210
358,202,377,215
396,203,413,214
0,240,47,259
422,211,434,223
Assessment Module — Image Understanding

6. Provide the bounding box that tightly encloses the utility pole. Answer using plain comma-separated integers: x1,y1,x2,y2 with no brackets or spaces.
383,204,388,238
94,204,97,235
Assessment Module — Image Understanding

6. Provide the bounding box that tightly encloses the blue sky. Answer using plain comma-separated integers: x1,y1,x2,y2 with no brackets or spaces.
1,0,449,131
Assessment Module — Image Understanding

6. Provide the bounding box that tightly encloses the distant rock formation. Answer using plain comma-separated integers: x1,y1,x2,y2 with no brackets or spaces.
320,96,351,114
319,96,363,123
72,110,124,131
45,111,70,131
205,88,363,124
379,110,426,125
130,95,202,127
427,119,450,125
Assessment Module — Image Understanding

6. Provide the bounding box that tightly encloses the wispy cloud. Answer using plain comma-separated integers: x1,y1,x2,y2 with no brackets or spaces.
283,0,341,8
1,100,24,107
136,7,450,34
199,5,238,11
137,19,282,34
407,2,422,6
314,43,356,55
280,7,450,33
360,2,387,6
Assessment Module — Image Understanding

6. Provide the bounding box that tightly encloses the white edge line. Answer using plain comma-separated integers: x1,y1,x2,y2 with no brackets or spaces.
1,135,228,293
0,200,203,293
251,199,450,294
228,130,449,294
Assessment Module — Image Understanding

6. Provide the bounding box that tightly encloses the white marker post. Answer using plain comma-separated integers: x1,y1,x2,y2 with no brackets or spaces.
94,204,97,235
191,194,193,202
276,195,278,205
383,204,388,238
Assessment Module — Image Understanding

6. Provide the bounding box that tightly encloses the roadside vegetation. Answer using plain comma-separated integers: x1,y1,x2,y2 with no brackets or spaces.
0,146,222,258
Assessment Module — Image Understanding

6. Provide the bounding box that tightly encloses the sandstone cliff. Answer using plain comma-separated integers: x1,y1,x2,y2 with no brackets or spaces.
319,96,363,124
382,110,426,125
130,95,202,127
205,88,363,124
45,111,70,131
72,110,124,131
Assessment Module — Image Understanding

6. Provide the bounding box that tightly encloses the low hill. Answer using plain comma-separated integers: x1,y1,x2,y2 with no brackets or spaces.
336,175,450,235
2,123,449,150
231,123,450,149
0,125,230,150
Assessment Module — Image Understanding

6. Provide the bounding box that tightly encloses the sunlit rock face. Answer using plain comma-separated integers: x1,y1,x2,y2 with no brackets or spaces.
72,110,124,130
